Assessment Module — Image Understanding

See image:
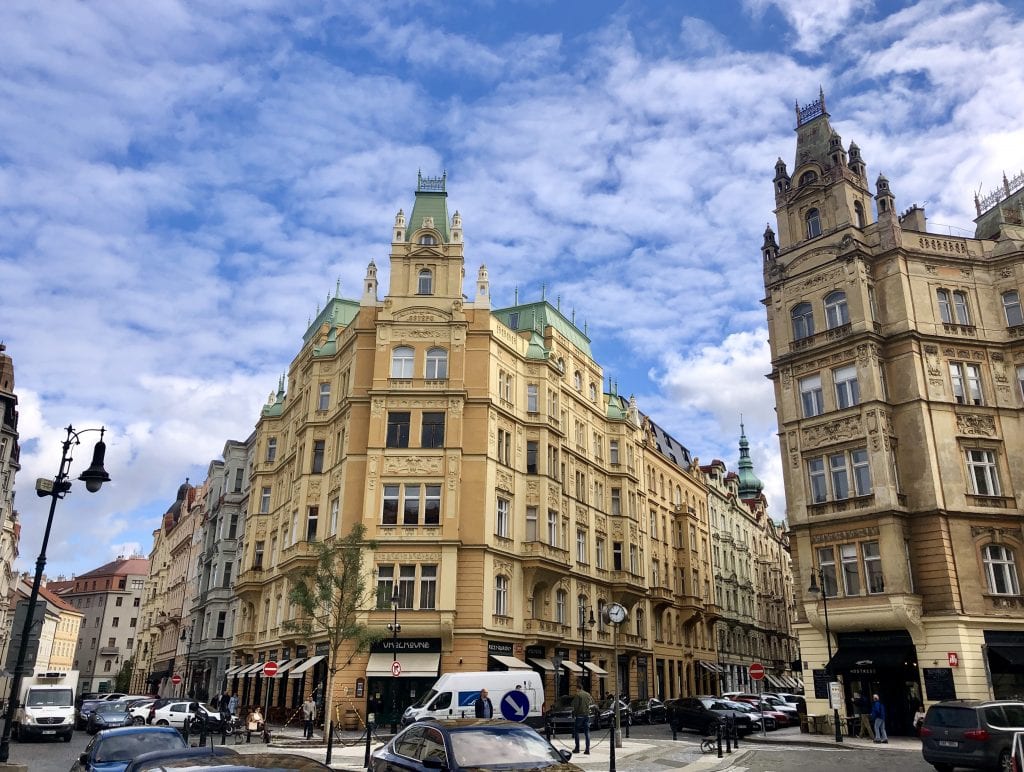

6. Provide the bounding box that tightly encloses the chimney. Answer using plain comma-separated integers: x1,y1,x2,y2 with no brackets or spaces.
899,204,927,232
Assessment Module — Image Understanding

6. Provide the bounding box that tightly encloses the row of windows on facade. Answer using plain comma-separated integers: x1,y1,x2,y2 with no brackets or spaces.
816,540,1020,598
72,577,143,592
790,287,1024,342
499,365,603,404
71,595,141,608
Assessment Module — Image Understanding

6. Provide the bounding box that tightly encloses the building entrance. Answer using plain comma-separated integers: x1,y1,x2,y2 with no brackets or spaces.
830,631,921,736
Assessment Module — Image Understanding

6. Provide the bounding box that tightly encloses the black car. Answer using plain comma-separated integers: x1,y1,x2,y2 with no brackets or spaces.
123,745,240,771
86,701,133,734
628,698,667,724
663,692,753,733
370,719,582,771
77,698,108,730
597,696,632,728
547,694,599,731
920,699,1024,772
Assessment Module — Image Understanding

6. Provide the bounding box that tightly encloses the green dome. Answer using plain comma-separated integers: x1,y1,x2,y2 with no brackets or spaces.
737,421,763,500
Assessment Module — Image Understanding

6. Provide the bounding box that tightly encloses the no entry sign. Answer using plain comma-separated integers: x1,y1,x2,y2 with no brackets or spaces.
171,673,182,685
749,663,765,681
263,661,279,677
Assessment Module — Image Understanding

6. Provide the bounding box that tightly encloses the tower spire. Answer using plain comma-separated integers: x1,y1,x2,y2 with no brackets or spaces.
736,420,764,500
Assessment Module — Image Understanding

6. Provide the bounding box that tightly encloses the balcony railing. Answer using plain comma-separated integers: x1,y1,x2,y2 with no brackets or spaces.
99,646,120,657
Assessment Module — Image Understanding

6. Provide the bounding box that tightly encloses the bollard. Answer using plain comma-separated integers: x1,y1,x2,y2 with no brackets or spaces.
733,717,740,749
717,722,723,759
363,721,373,769
624,717,630,739
671,721,677,741
609,724,616,772
725,717,732,754
183,716,191,746
545,718,552,743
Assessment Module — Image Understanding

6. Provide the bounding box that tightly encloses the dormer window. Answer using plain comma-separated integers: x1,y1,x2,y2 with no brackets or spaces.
805,208,822,239
418,234,437,245
799,170,818,187
417,269,433,295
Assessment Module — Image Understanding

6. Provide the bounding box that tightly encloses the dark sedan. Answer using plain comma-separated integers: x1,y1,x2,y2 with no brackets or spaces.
597,697,632,728
86,701,133,734
628,698,667,724
370,719,583,771
666,697,754,735
547,694,599,731
77,698,108,730
70,726,186,772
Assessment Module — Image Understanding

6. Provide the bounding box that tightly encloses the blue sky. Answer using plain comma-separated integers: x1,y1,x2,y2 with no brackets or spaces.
2,0,1023,577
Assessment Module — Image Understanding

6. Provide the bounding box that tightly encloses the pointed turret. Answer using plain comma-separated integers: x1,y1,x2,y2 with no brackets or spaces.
875,173,895,217
475,264,490,308
736,421,764,501
762,224,779,265
362,260,378,305
393,209,406,243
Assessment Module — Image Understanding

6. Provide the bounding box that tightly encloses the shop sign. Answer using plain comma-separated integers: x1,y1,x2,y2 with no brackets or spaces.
315,642,330,656
371,637,442,654
296,646,308,658
525,645,546,658
947,652,959,667
355,678,365,698
488,640,514,656
636,656,648,666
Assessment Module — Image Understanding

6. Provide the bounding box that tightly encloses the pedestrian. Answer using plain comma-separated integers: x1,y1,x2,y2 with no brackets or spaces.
228,692,239,717
211,693,220,710
913,703,926,736
571,682,594,755
302,695,317,739
474,688,494,718
853,692,871,739
870,693,888,743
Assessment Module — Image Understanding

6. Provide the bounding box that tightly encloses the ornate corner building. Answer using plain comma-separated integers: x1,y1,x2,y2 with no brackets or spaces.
763,91,1024,735
224,173,759,726
0,344,22,669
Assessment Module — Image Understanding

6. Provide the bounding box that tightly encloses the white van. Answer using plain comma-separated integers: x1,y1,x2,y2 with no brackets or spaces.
401,670,544,727
13,670,78,742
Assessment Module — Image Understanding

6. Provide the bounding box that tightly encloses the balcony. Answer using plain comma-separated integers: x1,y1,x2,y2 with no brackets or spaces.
648,585,674,603
521,541,571,569
966,494,1015,509
278,540,319,572
99,646,120,657
234,567,269,596
983,593,1024,614
524,619,570,638
942,322,977,337
387,378,450,390
807,493,875,517
234,631,255,646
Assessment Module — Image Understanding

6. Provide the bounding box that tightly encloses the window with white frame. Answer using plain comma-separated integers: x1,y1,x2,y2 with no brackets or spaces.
547,510,558,547
799,374,824,417
576,529,587,564
982,544,1020,595
840,544,860,595
824,291,849,328
494,575,509,616
589,383,597,401
792,302,814,340
497,428,511,464
397,565,416,609
375,565,395,608
573,371,582,391
329,498,339,536
609,440,620,465
496,497,510,538
950,362,983,405
318,382,331,411
425,348,447,379
937,289,971,325
555,589,567,624
1003,291,1024,327
526,384,538,413
381,483,441,525
265,437,277,463
629,544,639,574
805,208,822,239
525,506,538,541
391,346,414,378
808,448,871,502
863,541,884,593
817,547,838,597
595,536,605,569
419,565,438,609
966,449,1001,496
1018,365,1024,402
610,488,621,516
833,364,860,409
417,268,433,295
259,487,271,514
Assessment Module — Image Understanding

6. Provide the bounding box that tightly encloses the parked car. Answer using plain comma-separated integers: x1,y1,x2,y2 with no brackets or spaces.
86,701,133,734
725,700,777,731
920,699,1024,772
667,697,754,735
370,718,583,771
76,698,108,730
133,754,331,770
123,745,240,771
597,696,632,728
148,700,209,728
547,694,599,730
628,697,667,724
69,726,186,772
729,695,794,727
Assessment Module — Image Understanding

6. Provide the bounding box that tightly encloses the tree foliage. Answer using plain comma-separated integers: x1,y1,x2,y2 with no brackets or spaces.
114,655,135,694
283,523,380,676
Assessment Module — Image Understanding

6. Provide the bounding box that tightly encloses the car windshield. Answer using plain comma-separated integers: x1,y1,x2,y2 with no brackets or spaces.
95,732,186,762
411,689,438,709
927,707,979,728
450,726,561,767
27,689,73,707
96,702,127,714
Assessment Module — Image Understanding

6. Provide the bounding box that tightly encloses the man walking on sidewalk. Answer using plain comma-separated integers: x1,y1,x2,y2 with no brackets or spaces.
870,694,888,743
571,682,594,755
854,692,872,739
302,696,317,739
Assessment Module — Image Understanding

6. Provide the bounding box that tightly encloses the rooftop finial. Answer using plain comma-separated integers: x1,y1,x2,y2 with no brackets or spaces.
541,283,546,301
514,285,519,304
335,277,341,298
557,295,561,311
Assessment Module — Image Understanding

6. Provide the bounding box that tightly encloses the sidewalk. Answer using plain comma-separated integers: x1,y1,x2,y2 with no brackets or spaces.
741,725,923,752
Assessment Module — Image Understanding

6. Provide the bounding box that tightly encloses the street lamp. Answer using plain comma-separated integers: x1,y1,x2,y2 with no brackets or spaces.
807,567,843,744
180,625,194,698
387,585,402,734
577,605,596,693
0,425,110,763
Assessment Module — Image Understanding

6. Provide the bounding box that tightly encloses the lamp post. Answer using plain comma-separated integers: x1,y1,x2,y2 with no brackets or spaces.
807,567,843,744
180,625,194,698
577,605,596,693
0,425,110,763
387,585,402,734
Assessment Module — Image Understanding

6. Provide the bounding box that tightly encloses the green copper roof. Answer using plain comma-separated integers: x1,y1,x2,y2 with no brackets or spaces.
492,300,592,357
407,171,450,242
736,421,764,500
303,297,361,347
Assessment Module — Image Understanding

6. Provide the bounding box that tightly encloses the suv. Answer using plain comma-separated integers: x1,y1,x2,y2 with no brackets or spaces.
667,697,753,736
920,699,1024,772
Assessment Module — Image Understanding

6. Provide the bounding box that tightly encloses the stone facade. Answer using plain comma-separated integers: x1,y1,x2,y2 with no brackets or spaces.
763,92,1024,735
0,344,22,668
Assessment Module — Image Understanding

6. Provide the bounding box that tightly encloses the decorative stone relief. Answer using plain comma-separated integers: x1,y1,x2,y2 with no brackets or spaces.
956,413,997,437
496,470,513,492
925,264,937,274
780,368,792,390
797,267,844,294
446,458,459,491
925,346,942,376
548,488,560,507
970,526,1018,540
396,309,448,323
384,456,443,475
405,328,438,339
801,415,863,448
810,525,879,544
1000,267,1014,278
788,431,800,468
384,552,443,561
495,558,514,576
448,398,463,417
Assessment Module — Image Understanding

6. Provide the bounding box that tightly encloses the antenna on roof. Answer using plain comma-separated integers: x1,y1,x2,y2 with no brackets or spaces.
541,283,546,301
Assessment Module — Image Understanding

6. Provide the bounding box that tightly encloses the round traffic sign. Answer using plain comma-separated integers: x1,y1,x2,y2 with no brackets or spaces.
749,662,765,681
263,661,279,677
499,689,530,722
391,660,402,677
171,673,182,685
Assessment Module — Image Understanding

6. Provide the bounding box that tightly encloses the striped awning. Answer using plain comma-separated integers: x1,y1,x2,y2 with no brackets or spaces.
560,660,584,673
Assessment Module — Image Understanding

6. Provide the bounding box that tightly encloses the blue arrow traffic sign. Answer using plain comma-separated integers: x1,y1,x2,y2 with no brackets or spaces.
500,689,530,722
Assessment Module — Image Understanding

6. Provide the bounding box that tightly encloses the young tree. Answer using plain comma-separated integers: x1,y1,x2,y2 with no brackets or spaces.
283,523,379,755
115,655,135,694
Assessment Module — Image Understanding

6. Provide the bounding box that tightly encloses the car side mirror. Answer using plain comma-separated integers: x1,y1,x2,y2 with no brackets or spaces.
559,749,573,761
79,753,90,766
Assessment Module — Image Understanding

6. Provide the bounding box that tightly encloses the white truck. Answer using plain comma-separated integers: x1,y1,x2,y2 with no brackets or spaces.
401,670,545,728
13,670,77,742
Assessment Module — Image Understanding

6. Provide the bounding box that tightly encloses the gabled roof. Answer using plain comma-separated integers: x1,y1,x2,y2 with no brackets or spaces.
75,557,150,581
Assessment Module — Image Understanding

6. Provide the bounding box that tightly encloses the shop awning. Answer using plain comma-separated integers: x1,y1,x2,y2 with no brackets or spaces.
794,677,805,689
236,663,264,676
259,659,289,677
827,646,914,671
528,658,555,671
288,655,327,678
490,655,532,670
223,665,244,676
765,674,783,688
273,659,305,678
561,660,584,673
697,661,722,673
583,662,608,676
989,645,1024,666
366,652,440,678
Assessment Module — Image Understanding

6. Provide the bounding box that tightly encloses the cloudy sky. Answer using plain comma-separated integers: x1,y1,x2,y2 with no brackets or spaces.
2,0,1023,577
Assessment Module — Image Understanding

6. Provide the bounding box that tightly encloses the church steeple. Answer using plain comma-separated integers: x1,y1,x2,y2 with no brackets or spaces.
736,420,764,501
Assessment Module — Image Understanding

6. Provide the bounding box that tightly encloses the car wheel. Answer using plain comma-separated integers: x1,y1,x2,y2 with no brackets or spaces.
930,765,953,772
156,719,170,726
133,716,145,725
998,749,1011,772
62,732,73,743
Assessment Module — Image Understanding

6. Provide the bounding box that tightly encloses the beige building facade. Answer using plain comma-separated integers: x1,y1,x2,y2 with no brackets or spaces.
763,92,1024,735
228,174,745,726
0,344,22,667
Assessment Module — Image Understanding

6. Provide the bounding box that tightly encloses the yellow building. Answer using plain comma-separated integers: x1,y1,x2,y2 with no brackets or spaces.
763,92,1024,736
229,174,730,725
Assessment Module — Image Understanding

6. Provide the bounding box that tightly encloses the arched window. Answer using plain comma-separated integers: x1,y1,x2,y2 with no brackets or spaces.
494,575,509,616
425,348,448,379
799,170,818,186
555,589,567,625
556,357,565,374
103,659,112,672
791,302,814,340
854,200,866,228
982,545,1020,595
805,208,822,239
1002,291,1023,327
589,383,597,401
418,234,437,246
391,346,414,378
824,291,849,328
417,268,433,295
573,371,582,391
